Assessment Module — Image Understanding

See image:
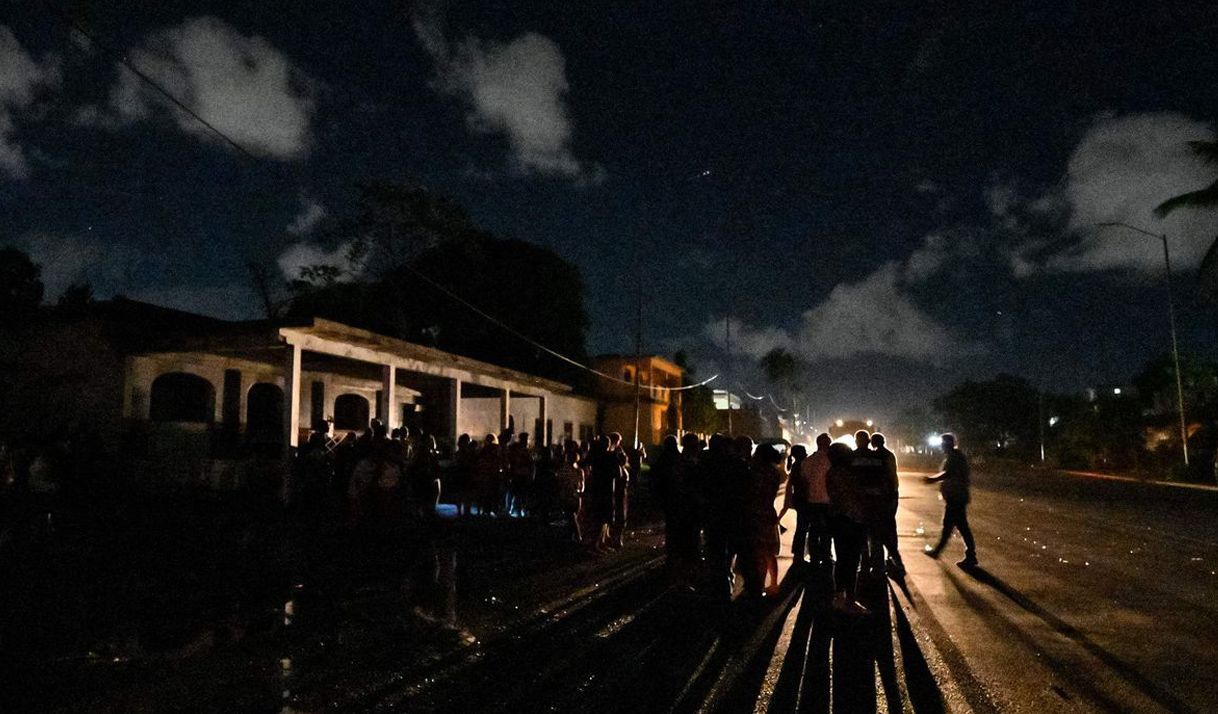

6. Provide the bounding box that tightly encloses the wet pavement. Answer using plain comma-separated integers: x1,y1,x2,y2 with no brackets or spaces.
1,484,952,713
5,466,1214,712
895,465,1218,713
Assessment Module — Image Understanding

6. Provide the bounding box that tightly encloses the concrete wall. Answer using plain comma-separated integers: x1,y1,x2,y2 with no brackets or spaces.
459,397,502,441
549,393,598,445
126,352,422,439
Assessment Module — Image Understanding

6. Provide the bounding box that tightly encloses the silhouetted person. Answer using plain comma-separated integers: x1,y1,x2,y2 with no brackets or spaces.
454,433,476,516
827,442,869,615
744,444,787,600
870,432,904,576
779,443,807,565
783,433,833,568
700,433,736,598
850,429,891,577
586,436,617,552
650,435,680,565
608,432,631,548
671,433,704,583
507,432,534,517
924,433,977,567
292,419,333,527
410,434,441,520
474,434,502,517
556,440,585,543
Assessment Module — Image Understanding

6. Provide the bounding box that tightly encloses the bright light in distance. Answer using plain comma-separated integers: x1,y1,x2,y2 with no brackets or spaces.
832,434,857,447
835,419,844,427
1113,387,1122,395
1048,416,1060,427
865,419,874,427
927,434,943,448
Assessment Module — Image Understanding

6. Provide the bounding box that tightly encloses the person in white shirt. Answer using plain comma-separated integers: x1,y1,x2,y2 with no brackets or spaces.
780,433,833,567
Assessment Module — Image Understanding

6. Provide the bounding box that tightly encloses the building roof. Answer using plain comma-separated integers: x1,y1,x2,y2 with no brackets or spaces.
592,354,685,374
288,318,576,395
31,299,581,396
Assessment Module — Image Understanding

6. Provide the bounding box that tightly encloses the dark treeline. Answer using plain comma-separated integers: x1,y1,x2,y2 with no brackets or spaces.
0,183,593,386
890,357,1218,482
278,182,592,386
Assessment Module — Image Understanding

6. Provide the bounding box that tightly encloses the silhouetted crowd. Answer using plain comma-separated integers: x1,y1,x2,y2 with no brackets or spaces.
447,429,644,552
650,429,909,613
290,419,647,551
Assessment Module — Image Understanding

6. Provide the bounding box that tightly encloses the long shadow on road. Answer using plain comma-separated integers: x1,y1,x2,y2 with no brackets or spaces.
759,568,944,714
954,565,1190,714
366,562,949,714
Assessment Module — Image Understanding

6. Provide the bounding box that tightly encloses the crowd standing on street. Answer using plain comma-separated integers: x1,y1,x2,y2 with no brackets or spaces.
0,414,976,617
647,428,977,614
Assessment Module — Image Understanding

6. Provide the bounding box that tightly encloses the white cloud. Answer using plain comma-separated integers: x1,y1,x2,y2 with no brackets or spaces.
286,198,326,235
413,10,598,181
0,26,60,179
985,182,1019,219
904,233,949,281
792,263,980,363
104,17,314,159
704,251,981,365
277,241,358,282
1045,112,1217,273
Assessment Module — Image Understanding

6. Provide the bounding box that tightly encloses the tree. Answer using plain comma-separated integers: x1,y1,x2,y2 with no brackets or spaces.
1154,141,1218,217
682,386,719,435
284,182,590,384
0,247,44,325
57,282,94,308
1154,141,1218,301
933,374,1039,456
759,347,805,410
672,351,719,435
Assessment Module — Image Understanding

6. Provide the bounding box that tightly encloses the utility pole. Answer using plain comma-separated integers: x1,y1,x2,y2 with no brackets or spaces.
1038,389,1046,463
1162,233,1189,467
725,311,733,435
1097,222,1189,467
632,278,643,450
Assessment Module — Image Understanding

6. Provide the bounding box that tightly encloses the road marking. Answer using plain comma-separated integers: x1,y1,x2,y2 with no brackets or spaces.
1059,469,1218,492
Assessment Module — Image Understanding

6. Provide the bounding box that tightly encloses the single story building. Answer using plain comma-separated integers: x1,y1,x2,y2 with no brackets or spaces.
0,299,597,488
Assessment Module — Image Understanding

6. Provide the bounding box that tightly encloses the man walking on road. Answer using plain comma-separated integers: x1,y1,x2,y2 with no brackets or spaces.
924,433,978,568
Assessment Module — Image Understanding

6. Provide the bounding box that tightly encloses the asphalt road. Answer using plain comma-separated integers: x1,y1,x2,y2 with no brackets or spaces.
14,467,1217,713
896,466,1218,714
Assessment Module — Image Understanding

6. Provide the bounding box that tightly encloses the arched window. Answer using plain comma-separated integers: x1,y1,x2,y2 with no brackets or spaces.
334,393,371,431
246,382,284,444
149,372,215,423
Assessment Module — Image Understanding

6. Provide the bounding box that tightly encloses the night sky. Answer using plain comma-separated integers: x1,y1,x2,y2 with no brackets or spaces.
3,1,1218,421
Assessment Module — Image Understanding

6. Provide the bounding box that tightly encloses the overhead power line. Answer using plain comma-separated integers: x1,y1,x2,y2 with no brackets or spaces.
41,2,262,162
401,263,718,390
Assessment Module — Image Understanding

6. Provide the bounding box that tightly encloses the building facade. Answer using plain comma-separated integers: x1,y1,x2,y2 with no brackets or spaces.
0,300,597,488
591,355,684,447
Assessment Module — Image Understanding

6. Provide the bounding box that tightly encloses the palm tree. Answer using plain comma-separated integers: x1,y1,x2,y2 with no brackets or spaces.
1155,141,1218,301
1154,141,1218,217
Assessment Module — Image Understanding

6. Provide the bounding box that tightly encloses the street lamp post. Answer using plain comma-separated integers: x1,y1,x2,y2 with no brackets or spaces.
1097,222,1189,467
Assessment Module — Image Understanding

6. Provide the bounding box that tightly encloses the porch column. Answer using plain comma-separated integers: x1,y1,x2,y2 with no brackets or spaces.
448,378,462,446
500,388,511,433
538,395,548,446
283,343,302,453
379,364,397,429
